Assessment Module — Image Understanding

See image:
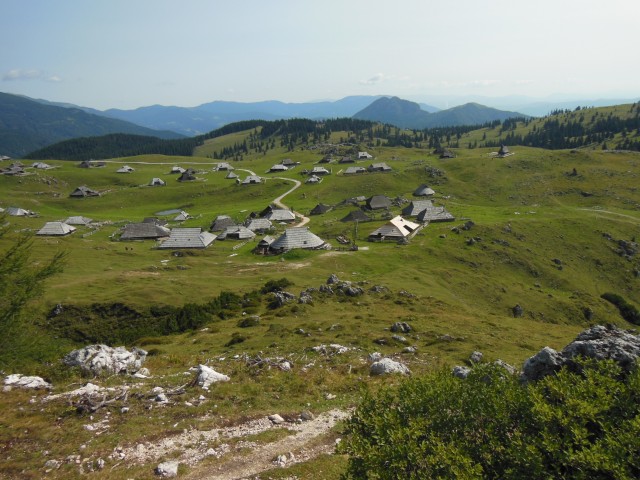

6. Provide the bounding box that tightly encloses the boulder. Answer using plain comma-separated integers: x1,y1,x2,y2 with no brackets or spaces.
370,358,410,376
269,414,285,424
521,325,640,382
452,365,471,379
469,351,483,364
63,345,147,376
4,374,52,390
194,365,230,389
155,461,179,477
390,322,411,333
327,274,340,284
512,304,524,318
368,352,383,363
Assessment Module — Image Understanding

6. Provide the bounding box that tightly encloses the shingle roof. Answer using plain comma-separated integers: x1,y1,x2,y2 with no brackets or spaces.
210,215,237,231
242,175,262,184
217,225,256,240
121,223,171,240
366,195,391,210
368,216,420,240
310,204,332,215
265,209,296,222
64,216,93,225
158,228,215,249
6,207,32,216
402,200,434,217
417,206,455,223
341,210,372,222
149,177,165,186
244,218,273,232
36,222,76,236
270,227,326,251
70,185,99,197
413,184,435,196
344,166,366,175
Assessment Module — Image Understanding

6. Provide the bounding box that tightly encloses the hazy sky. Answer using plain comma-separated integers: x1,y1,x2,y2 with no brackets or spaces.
1,0,639,110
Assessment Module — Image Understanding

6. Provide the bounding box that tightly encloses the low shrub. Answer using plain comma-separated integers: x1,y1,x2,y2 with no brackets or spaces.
601,292,640,325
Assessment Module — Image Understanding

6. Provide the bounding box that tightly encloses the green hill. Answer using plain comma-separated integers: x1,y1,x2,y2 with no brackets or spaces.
0,92,184,158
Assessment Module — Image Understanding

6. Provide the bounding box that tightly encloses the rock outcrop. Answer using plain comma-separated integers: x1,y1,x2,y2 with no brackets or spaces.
521,324,640,382
193,365,230,389
4,374,52,390
370,358,410,376
63,345,147,376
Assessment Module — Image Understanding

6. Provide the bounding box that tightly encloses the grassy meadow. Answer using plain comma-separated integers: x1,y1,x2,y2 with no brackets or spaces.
1,130,639,478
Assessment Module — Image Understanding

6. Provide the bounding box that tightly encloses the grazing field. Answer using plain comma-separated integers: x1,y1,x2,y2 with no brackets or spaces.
1,137,639,478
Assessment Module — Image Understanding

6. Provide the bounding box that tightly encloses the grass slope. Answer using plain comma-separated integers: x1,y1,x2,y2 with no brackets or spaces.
0,135,639,479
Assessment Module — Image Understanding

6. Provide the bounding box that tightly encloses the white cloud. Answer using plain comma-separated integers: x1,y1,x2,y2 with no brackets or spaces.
2,69,62,82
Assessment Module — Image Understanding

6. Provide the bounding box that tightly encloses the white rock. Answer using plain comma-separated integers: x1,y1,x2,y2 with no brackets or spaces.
370,358,410,376
194,365,229,389
155,460,179,477
367,352,383,363
268,414,285,424
63,345,147,376
4,374,52,390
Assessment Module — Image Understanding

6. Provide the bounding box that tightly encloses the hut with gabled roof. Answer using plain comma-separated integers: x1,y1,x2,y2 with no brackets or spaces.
402,200,434,217
158,228,215,249
417,206,455,223
217,225,256,241
65,216,93,225
120,223,170,240
70,186,100,198
210,215,237,232
341,209,372,223
413,184,435,197
368,216,421,243
36,222,76,236
366,195,391,210
310,204,332,215
269,227,327,253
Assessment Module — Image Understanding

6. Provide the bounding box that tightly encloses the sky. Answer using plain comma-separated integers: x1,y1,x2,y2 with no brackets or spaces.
1,0,639,110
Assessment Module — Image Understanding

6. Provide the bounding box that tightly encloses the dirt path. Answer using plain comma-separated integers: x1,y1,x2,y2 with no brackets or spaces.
121,409,349,479
270,177,310,227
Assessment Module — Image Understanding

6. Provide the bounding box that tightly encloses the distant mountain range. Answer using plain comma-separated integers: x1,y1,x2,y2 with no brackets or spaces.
0,93,183,158
100,96,440,136
353,96,527,129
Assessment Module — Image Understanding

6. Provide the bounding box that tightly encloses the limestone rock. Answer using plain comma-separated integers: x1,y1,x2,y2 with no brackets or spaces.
4,374,52,390
269,414,285,424
370,358,410,376
469,351,483,364
390,322,412,333
155,460,179,477
521,324,640,382
452,365,471,379
63,345,147,376
194,365,230,389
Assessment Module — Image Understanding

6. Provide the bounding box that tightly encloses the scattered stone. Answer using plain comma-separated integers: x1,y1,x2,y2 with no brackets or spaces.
327,274,340,284
370,358,410,376
521,324,640,382
343,285,365,297
469,351,483,364
96,458,105,470
298,292,313,304
324,393,336,400
63,345,147,376
299,410,314,421
390,322,411,333
368,352,383,363
452,365,471,379
583,307,594,320
268,414,285,425
402,346,417,354
493,359,517,375
121,406,130,414
155,460,179,477
392,335,408,343
462,220,475,231
369,285,388,293
192,365,230,389
552,258,563,266
274,452,295,467
155,393,168,403
512,304,524,318
319,284,334,294
44,459,61,470
4,374,51,390
311,344,351,355
270,291,296,308
373,338,388,345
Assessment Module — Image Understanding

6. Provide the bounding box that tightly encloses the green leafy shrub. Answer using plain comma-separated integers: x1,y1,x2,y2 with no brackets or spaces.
340,360,640,479
260,278,293,294
601,292,640,325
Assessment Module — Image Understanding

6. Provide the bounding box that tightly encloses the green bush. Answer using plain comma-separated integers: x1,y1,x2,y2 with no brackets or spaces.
340,360,640,479
601,292,640,325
